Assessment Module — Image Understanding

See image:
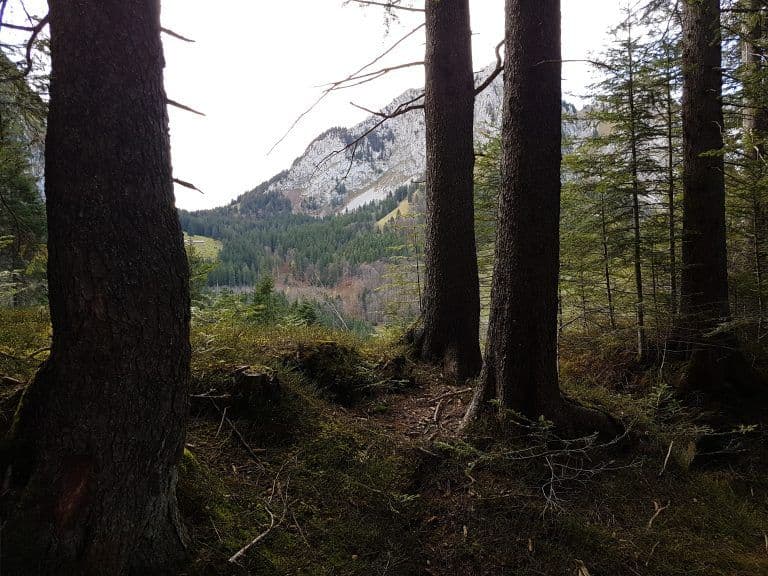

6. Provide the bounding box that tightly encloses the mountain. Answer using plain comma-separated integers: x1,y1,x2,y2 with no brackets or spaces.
220,64,592,217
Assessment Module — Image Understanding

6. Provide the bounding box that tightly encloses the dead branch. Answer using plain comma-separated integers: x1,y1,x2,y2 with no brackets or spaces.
324,60,424,92
166,99,206,116
229,478,291,563
314,91,424,176
228,506,276,564
161,27,195,43
658,440,674,476
20,13,48,77
207,398,267,462
268,22,425,155
474,39,505,96
647,500,670,530
432,387,472,403
345,0,425,12
173,178,204,194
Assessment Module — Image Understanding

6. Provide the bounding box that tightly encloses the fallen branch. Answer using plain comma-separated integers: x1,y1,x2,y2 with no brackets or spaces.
658,440,674,477
208,399,266,461
647,500,670,530
229,479,291,563
432,387,472,403
228,507,276,564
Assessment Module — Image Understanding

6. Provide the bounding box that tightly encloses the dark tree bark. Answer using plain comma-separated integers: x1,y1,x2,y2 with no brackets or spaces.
676,0,764,399
414,0,482,380
741,0,767,331
463,0,616,435
2,2,191,574
679,0,730,333
664,49,679,318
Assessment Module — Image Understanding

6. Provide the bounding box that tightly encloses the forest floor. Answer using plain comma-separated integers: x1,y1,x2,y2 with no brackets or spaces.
1,308,768,576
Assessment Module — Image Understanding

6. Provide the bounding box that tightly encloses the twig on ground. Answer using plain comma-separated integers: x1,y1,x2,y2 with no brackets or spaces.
215,406,228,438
228,507,277,564
659,440,674,477
647,500,670,530
208,399,266,461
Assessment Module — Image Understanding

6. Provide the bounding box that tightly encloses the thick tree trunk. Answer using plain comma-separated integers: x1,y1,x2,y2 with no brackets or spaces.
463,0,616,436
2,2,191,574
742,0,767,331
676,0,765,399
679,0,730,334
417,0,482,380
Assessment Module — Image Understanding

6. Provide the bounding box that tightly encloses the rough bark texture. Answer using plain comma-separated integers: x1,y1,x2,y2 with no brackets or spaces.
679,0,730,334
417,0,482,380
626,23,648,361
741,0,767,330
1,2,191,574
463,0,617,437
676,0,765,400
665,51,678,317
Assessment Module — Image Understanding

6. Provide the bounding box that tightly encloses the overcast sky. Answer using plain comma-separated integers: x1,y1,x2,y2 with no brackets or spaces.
6,1,626,211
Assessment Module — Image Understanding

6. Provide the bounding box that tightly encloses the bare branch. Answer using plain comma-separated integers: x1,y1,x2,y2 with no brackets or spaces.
161,27,195,43
323,60,424,92
267,22,425,155
20,13,49,77
345,0,424,12
0,22,35,32
475,39,505,96
173,178,204,194
166,98,206,116
313,92,424,181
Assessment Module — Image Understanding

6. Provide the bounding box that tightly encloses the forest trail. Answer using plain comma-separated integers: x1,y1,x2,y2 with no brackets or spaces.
363,374,472,442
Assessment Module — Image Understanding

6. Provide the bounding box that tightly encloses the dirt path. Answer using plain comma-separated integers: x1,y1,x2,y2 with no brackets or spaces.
366,374,474,441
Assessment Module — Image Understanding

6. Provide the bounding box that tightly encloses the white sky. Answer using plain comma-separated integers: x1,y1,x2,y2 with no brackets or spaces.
5,1,625,211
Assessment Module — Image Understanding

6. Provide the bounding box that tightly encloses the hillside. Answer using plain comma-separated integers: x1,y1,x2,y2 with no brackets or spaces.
3,308,766,576
179,65,593,292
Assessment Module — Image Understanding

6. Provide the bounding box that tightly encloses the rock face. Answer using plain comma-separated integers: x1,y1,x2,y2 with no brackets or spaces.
228,64,592,217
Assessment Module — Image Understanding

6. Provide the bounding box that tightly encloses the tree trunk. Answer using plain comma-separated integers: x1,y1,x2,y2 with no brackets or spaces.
600,192,616,330
416,0,482,380
665,50,679,318
2,2,191,574
742,0,767,331
463,0,617,436
676,0,765,400
679,0,730,334
626,21,648,361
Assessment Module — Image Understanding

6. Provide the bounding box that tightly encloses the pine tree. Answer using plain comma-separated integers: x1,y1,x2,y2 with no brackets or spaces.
2,2,192,572
413,0,482,380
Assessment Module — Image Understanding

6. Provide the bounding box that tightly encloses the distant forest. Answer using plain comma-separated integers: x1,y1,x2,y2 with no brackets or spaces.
179,184,417,287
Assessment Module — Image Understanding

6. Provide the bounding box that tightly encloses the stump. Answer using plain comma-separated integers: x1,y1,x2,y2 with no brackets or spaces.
231,366,281,410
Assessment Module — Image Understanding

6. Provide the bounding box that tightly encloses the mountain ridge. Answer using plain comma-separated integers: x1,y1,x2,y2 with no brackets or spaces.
196,64,590,219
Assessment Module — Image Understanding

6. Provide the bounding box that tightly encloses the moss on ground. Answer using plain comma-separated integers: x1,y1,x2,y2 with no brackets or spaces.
1,309,766,575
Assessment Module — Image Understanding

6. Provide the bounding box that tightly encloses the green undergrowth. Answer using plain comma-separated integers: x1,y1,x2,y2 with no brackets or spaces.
0,309,766,575
181,324,768,575
181,370,422,575
0,306,49,382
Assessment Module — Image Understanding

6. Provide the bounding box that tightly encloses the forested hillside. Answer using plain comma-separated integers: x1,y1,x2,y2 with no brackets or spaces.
180,185,415,287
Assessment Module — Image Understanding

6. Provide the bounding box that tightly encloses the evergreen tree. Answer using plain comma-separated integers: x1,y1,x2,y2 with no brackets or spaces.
413,0,482,380
2,2,192,572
